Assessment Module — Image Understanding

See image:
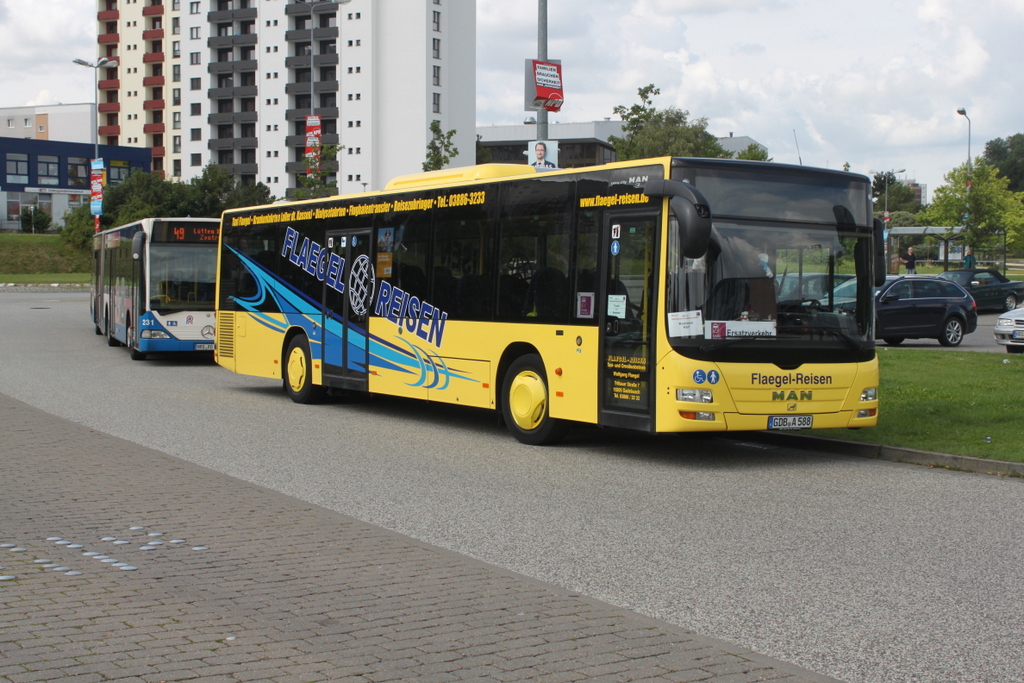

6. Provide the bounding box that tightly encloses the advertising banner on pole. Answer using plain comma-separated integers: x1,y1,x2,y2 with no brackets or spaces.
524,59,564,113
305,115,322,170
90,159,104,216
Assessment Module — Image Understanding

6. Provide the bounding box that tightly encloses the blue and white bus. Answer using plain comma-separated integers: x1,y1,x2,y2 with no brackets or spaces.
92,217,220,360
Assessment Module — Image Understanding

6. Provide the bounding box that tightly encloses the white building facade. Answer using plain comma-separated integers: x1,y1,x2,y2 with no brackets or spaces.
93,0,475,195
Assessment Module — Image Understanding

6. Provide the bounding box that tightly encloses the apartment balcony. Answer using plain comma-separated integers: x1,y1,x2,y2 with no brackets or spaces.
229,163,259,176
207,7,258,22
97,9,119,20
208,136,259,151
142,28,164,40
284,53,338,69
285,27,338,42
98,102,121,113
285,80,338,95
206,59,258,74
143,99,165,110
207,85,258,99
98,33,120,45
286,133,339,147
143,52,165,63
143,122,165,133
151,146,166,157
142,4,165,16
98,125,121,136
98,79,120,90
143,75,165,87
285,106,337,121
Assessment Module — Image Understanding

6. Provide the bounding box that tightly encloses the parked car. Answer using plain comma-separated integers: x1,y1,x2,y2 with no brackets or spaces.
830,276,978,346
874,276,978,346
994,307,1024,353
937,268,1024,312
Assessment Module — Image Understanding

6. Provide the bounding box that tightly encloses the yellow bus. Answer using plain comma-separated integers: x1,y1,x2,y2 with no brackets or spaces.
215,157,882,444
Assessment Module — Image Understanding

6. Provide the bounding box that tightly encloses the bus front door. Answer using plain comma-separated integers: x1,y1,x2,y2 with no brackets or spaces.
599,212,657,432
322,229,374,391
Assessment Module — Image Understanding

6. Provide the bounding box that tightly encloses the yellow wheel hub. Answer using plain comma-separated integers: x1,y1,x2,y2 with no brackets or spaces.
287,346,308,393
508,370,547,431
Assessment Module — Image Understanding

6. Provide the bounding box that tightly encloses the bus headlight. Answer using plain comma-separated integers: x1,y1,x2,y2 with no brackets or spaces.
860,387,877,401
677,388,713,403
140,330,171,339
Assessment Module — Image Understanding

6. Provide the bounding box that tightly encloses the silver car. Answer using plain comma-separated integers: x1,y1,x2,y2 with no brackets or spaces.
994,307,1024,353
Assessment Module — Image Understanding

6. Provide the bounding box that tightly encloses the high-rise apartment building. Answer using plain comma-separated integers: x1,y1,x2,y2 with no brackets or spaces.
92,0,475,195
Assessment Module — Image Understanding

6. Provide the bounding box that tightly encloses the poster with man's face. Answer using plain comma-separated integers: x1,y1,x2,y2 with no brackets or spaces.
529,140,559,169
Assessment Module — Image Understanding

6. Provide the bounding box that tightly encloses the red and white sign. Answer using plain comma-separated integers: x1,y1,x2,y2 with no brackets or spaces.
304,114,322,168
525,59,564,113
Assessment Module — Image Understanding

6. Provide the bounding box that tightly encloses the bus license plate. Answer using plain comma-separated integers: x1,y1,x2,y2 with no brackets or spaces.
768,415,813,430
195,343,214,350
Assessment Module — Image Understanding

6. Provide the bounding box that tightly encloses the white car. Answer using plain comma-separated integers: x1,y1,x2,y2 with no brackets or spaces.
994,307,1024,353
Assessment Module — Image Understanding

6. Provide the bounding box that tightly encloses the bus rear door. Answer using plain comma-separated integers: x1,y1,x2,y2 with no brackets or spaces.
322,228,374,391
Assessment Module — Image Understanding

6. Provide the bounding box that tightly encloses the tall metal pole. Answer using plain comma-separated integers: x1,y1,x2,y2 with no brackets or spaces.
536,0,548,142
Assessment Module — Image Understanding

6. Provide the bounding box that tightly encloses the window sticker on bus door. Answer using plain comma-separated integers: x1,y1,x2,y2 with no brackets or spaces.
577,292,594,318
668,310,703,337
376,227,394,277
607,294,627,319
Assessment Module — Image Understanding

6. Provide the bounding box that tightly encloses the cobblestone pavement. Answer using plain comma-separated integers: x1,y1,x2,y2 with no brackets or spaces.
0,392,840,683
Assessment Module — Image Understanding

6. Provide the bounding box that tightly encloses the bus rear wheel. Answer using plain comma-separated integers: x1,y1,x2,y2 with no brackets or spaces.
501,354,568,446
283,335,326,404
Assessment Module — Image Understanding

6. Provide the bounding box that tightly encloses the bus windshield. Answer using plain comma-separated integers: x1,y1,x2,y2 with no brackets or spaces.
148,243,217,312
666,219,874,362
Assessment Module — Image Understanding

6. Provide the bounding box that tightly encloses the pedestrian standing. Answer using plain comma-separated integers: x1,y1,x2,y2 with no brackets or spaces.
900,247,917,274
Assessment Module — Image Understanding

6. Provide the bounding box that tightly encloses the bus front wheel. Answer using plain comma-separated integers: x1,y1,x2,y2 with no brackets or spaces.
283,335,326,404
501,354,568,446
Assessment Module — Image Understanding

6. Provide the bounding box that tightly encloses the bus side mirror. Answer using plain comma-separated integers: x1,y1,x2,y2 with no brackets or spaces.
644,179,712,259
132,231,146,261
873,218,886,287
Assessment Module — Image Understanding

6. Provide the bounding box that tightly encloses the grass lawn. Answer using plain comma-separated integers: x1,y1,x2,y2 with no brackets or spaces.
0,233,91,276
811,348,1024,462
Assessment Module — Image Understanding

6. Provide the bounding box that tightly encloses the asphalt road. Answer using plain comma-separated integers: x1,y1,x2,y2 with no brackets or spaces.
3,290,1023,683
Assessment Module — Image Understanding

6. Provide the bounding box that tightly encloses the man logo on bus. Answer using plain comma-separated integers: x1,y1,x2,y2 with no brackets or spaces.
348,254,375,316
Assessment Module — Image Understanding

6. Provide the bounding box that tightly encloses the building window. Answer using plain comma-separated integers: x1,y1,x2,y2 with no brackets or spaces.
172,41,180,57
67,157,89,187
432,11,440,31
37,156,59,186
172,88,181,106
190,26,200,39
172,111,181,129
189,1,199,13
190,153,201,166
6,153,29,184
171,16,180,33
432,38,440,59
432,92,441,113
190,77,201,90
433,65,441,86
190,128,201,141
172,64,181,82
190,52,201,65
172,135,181,153
173,158,182,176
190,103,201,116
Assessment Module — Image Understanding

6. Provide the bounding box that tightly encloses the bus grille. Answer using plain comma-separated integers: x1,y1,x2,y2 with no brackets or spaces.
217,311,234,358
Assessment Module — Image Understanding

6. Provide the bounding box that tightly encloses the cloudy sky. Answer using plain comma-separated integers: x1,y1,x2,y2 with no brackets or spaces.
3,0,1021,200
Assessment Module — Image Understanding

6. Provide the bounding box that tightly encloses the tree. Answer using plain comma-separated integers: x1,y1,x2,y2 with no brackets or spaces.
984,133,1024,193
609,84,730,161
735,143,772,162
293,143,339,200
871,171,919,214
475,134,494,165
918,159,1024,250
423,120,459,171
19,205,53,233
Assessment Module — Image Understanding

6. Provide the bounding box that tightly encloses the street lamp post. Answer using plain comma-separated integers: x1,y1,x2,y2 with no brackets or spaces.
957,108,972,186
306,0,350,191
73,57,118,230
73,57,119,162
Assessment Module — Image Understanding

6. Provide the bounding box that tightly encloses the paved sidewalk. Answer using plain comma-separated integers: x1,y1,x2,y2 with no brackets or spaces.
0,393,841,683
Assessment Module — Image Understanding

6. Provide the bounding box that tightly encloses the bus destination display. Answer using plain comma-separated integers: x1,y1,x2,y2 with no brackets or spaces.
153,222,220,243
